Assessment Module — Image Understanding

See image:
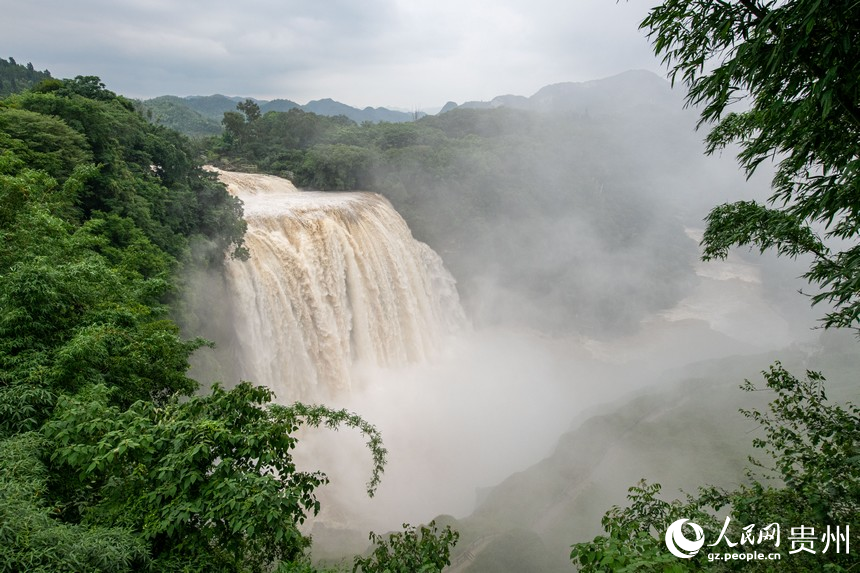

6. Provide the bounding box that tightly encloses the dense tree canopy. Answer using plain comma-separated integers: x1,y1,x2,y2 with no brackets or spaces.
0,66,402,572
0,57,51,97
352,522,459,573
4,78,248,264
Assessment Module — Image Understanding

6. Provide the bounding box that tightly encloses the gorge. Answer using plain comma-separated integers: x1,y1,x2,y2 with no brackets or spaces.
194,166,834,572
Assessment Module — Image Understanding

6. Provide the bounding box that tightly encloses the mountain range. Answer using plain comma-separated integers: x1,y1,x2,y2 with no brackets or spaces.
139,93,423,136
139,70,682,137
444,69,681,114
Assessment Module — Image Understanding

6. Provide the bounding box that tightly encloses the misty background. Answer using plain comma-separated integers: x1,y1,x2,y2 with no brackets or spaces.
2,0,662,109
179,69,842,572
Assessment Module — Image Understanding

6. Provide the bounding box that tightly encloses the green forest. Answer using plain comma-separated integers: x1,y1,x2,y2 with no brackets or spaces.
0,57,51,98
1,0,860,569
0,65,411,572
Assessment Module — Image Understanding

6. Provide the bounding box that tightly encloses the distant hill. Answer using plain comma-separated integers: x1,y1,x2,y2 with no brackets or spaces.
0,57,52,97
181,94,247,120
445,70,683,116
302,98,420,123
262,99,300,113
138,93,422,136
137,95,223,137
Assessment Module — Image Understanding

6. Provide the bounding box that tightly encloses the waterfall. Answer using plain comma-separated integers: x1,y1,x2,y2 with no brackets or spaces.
213,168,467,401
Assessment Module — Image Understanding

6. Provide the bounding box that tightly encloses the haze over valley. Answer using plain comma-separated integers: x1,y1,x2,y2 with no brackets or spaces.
172,71,840,569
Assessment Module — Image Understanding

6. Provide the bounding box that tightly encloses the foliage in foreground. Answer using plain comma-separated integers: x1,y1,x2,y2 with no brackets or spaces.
1,382,389,573
0,432,149,573
44,383,386,571
571,364,860,571
643,0,860,330
352,521,460,573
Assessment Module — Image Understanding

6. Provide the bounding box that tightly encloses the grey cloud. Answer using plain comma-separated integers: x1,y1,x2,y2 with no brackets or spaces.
2,0,663,107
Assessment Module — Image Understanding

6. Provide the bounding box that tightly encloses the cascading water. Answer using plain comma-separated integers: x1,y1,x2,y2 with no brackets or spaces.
213,168,467,402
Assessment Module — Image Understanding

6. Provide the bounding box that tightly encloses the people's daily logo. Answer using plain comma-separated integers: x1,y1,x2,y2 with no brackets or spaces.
665,519,705,558
664,517,849,563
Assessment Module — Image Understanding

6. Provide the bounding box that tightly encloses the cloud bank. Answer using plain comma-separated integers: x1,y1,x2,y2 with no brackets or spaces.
5,0,662,108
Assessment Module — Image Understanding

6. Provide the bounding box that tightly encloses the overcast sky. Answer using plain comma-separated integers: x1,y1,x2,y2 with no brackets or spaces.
4,0,666,110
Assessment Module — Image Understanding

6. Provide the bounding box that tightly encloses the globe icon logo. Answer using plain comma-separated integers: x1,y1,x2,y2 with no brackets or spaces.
665,519,705,558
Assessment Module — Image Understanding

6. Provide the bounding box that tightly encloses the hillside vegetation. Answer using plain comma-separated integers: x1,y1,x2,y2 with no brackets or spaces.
0,65,412,572
136,93,420,137
0,57,52,97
